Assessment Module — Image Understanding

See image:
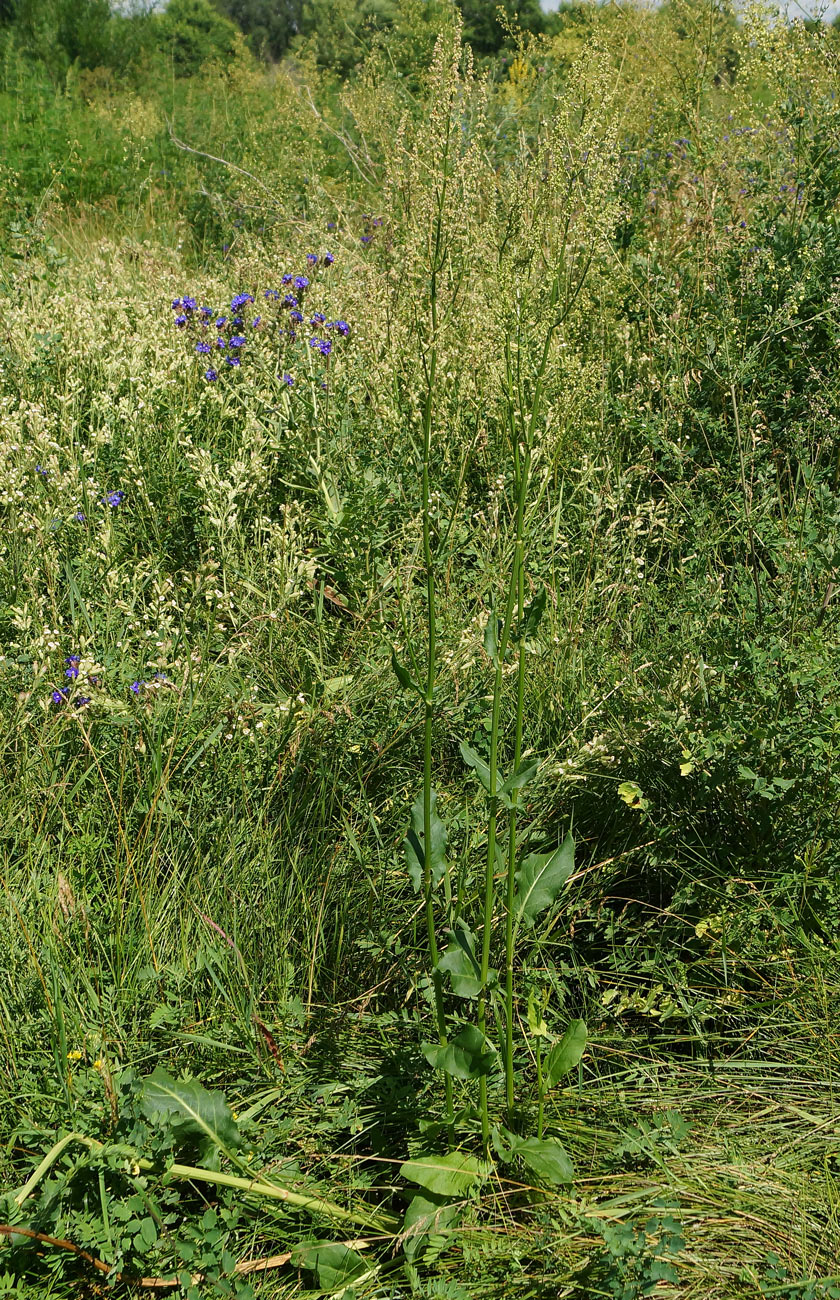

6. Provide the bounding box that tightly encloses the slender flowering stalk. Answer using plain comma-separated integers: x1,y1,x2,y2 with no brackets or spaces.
417,108,455,1146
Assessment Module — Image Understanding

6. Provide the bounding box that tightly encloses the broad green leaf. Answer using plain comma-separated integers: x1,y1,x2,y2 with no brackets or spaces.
545,1019,588,1088
499,756,539,799
422,1025,497,1080
514,833,575,927
400,1150,485,1197
138,1068,240,1162
291,1240,368,1290
508,1135,574,1185
402,1191,461,1261
391,647,422,696
403,789,447,893
438,924,481,998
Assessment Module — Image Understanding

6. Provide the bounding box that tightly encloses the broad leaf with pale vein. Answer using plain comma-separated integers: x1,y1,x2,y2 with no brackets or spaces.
514,833,575,926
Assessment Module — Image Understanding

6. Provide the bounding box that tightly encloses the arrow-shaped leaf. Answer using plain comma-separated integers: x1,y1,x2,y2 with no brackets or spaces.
507,1134,574,1185
422,1025,498,1080
438,924,482,998
514,833,574,927
403,789,447,893
498,756,539,799
459,742,515,808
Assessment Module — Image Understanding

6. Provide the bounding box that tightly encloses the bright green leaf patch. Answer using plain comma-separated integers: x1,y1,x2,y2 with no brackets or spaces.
400,1150,486,1197
422,1025,498,1079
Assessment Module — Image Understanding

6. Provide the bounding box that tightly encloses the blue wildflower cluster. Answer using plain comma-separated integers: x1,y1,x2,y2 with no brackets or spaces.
50,659,174,711
49,654,95,710
172,254,349,384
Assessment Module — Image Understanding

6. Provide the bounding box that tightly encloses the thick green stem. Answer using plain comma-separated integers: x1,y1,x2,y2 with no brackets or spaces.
14,1132,395,1234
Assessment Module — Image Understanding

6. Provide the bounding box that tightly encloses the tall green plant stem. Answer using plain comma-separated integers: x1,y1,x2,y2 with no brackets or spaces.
476,317,557,1146
420,112,454,1140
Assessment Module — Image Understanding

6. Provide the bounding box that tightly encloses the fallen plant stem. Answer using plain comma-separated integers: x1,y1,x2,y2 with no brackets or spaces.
12,1132,397,1233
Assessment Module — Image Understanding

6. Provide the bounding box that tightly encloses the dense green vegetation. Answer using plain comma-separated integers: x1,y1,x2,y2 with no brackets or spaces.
2,1,840,1296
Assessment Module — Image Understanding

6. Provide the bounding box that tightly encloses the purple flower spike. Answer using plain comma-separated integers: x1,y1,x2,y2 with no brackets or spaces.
324,252,334,266
293,276,309,292
307,253,318,264
283,372,294,386
205,368,218,382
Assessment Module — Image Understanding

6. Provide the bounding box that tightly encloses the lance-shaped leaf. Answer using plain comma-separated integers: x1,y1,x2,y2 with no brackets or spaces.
400,1150,485,1197
138,1068,241,1163
483,606,501,662
422,1024,498,1080
403,789,447,893
545,1019,588,1088
514,833,574,927
438,923,482,998
391,646,422,697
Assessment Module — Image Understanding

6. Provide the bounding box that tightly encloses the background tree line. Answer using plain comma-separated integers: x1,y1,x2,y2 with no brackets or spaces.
0,0,571,76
